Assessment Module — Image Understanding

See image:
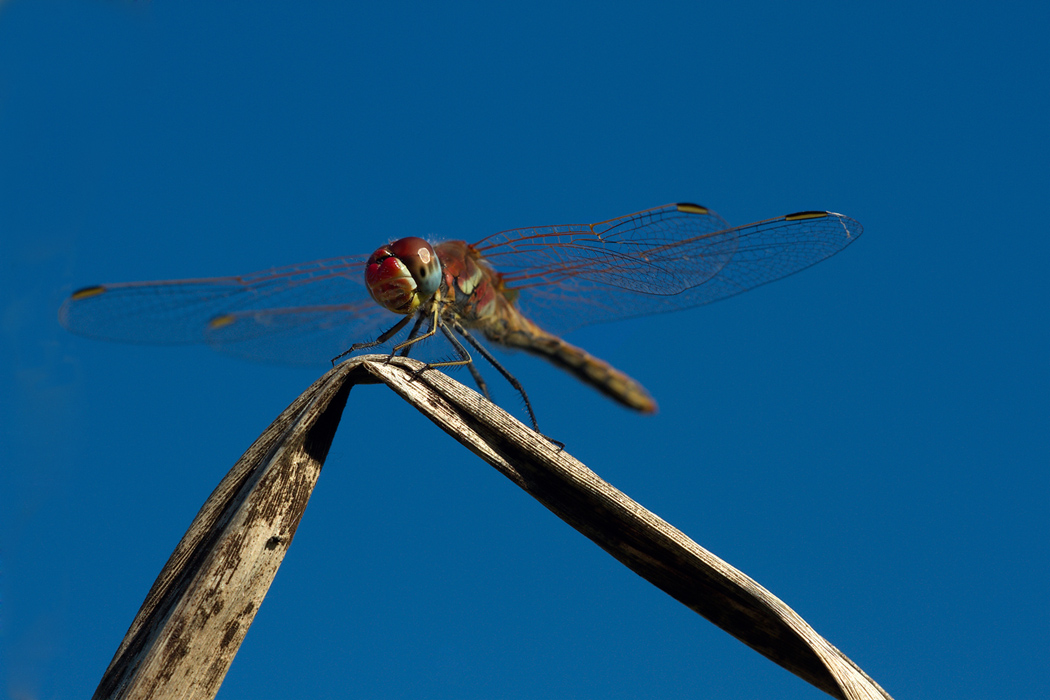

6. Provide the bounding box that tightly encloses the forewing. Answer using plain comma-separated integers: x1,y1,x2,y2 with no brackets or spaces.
472,205,862,335
473,203,732,293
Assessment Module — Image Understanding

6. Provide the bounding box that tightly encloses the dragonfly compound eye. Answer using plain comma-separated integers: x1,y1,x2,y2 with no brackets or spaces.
364,237,442,314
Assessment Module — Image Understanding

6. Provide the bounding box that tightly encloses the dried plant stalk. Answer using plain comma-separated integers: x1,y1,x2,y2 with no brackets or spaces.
93,356,891,700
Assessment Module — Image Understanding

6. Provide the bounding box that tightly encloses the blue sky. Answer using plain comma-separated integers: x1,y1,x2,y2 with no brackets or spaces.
2,1,1048,699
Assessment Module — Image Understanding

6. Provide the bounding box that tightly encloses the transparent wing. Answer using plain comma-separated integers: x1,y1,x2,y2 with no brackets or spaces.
472,204,863,335
61,204,862,365
59,255,400,365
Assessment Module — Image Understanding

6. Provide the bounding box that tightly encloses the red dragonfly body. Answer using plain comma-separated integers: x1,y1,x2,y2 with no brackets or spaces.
60,203,862,416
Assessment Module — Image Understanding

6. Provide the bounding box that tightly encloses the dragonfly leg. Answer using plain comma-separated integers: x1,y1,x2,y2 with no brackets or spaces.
391,303,443,356
330,314,415,365
392,311,493,395
397,312,431,358
408,321,473,373
435,324,491,400
451,322,554,440
466,360,492,400
392,305,473,376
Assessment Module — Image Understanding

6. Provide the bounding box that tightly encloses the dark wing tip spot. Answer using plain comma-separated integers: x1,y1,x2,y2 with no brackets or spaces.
676,203,709,215
208,313,237,330
784,210,829,221
70,285,106,300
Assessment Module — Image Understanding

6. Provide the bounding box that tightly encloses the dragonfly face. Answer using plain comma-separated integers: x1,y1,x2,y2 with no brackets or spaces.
364,237,443,315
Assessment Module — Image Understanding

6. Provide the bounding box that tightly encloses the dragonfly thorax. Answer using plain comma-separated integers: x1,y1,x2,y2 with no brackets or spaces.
364,237,443,314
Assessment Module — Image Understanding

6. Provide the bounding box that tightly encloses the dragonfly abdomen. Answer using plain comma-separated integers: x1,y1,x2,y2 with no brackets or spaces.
499,330,657,414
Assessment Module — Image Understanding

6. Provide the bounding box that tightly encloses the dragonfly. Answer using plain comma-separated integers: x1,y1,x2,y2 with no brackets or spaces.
59,203,862,429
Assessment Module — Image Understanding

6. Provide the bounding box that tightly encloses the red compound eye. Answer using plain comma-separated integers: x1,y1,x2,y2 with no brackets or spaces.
364,238,441,314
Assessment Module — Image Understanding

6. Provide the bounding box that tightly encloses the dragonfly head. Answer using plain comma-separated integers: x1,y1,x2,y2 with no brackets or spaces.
365,237,443,314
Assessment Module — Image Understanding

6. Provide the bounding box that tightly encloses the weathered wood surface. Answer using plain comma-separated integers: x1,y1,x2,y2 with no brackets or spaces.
91,361,361,700
93,355,892,700
357,356,893,700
